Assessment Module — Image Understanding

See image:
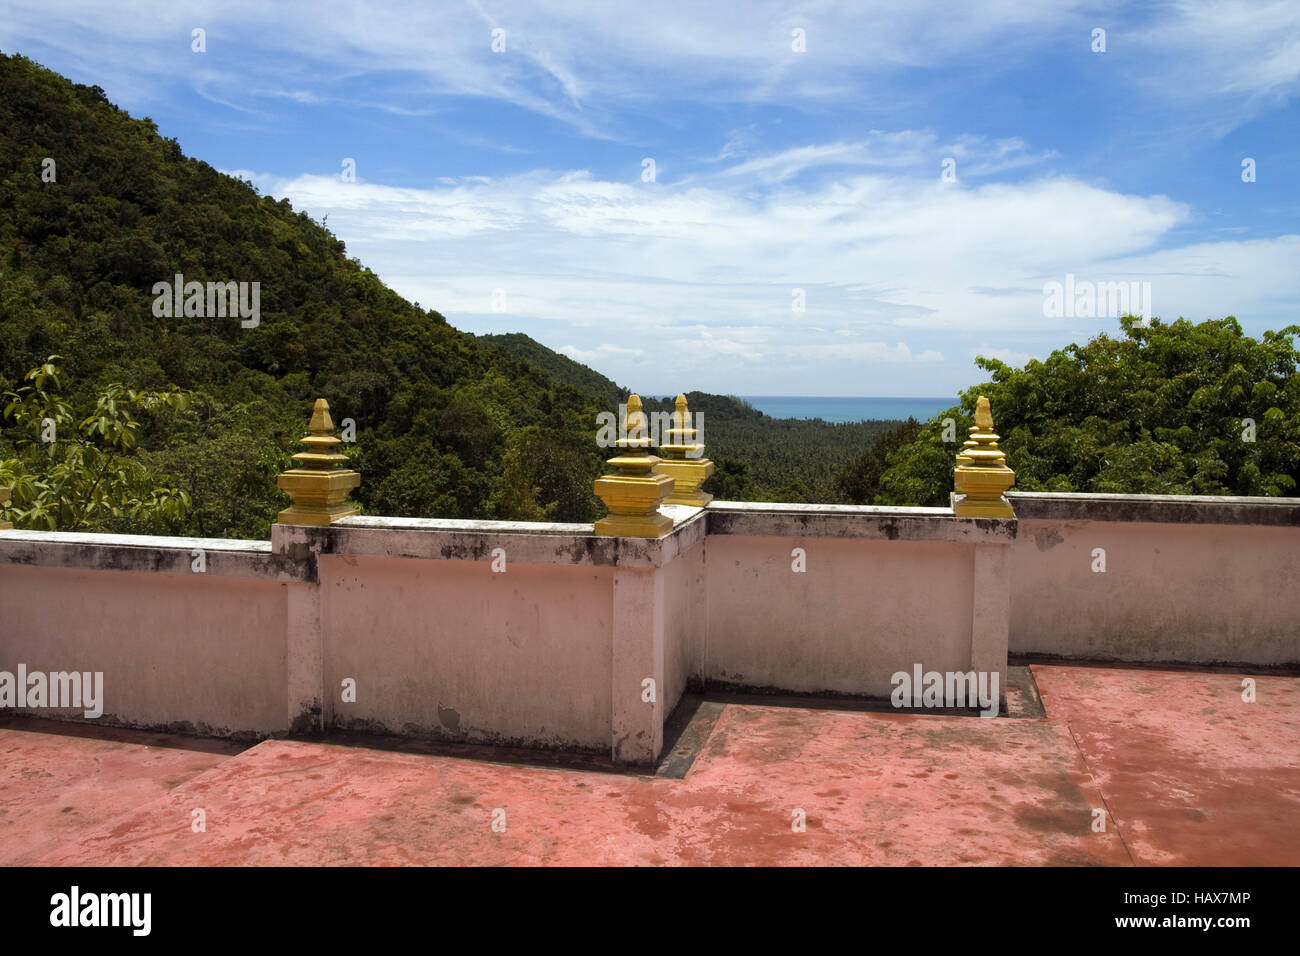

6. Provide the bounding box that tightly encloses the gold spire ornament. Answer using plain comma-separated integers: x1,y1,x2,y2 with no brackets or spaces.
594,395,675,537
276,399,361,526
0,483,11,530
952,395,1015,518
654,394,714,507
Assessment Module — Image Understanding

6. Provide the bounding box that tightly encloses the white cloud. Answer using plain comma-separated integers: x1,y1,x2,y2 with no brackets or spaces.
1139,0,1300,129
241,146,1299,395
558,344,646,363
702,132,1054,185
6,0,1296,136
788,342,945,362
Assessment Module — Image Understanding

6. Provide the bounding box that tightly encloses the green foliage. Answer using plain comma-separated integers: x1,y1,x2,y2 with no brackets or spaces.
478,333,623,409
0,356,191,530
834,418,923,504
0,53,610,534
488,441,556,522
639,392,897,502
877,317,1300,505
138,394,299,539
708,458,753,500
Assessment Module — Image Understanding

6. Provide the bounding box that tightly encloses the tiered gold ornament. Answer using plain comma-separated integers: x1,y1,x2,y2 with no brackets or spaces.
654,394,714,507
594,394,675,537
276,398,361,526
952,395,1015,518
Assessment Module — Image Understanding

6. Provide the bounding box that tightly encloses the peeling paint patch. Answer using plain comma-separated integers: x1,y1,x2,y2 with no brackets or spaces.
437,704,461,731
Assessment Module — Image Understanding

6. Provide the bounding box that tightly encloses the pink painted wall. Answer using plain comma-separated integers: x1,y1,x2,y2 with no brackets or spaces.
7,493,1292,762
703,535,979,697
1011,518,1300,664
0,564,286,734
662,538,706,715
321,554,615,750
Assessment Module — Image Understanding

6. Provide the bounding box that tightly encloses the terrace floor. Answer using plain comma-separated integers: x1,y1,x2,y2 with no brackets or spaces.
1,664,1297,866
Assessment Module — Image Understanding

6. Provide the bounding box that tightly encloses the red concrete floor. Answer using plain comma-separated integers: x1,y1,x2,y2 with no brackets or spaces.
0,721,246,866
1,664,1296,866
1032,665,1300,866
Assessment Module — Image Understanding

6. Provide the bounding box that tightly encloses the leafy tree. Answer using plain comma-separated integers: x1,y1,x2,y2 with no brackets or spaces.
0,356,191,531
487,442,555,521
833,418,922,504
710,458,754,501
367,442,489,518
877,317,1300,505
140,394,298,539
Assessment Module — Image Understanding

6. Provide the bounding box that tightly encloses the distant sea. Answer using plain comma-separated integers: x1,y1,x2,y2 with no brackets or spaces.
742,395,953,424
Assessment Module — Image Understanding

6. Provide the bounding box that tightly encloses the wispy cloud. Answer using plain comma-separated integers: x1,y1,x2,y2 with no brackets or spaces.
703,133,1055,186
246,148,1297,394
6,0,1297,138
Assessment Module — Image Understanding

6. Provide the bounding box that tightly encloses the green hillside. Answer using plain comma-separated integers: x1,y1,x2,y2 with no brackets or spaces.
0,52,907,537
474,333,902,499
476,333,622,408
0,52,607,535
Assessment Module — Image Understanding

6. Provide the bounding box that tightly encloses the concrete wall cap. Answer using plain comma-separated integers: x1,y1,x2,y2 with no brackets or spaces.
0,529,271,552
707,500,953,517
0,530,301,580
705,502,1015,542
1008,491,1300,526
275,506,708,568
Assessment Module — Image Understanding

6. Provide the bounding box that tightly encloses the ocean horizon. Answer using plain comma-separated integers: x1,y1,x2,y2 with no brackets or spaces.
740,395,954,424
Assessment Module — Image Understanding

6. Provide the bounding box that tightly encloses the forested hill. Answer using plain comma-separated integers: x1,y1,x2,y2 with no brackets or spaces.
475,332,773,423
473,331,903,498
476,333,622,408
0,52,619,534
0,52,914,539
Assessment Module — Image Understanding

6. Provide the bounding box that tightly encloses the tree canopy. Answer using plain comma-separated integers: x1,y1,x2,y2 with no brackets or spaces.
874,316,1300,506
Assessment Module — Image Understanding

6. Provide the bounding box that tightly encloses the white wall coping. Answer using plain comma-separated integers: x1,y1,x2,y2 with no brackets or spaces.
705,500,1015,543
272,504,708,569
7,488,1298,577
708,500,953,516
0,529,297,580
0,529,271,551
1008,491,1300,526
334,515,594,535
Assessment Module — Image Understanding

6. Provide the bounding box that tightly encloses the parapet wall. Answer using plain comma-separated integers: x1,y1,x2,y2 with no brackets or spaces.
1008,492,1300,666
702,503,1014,698
0,532,295,736
2,493,1297,762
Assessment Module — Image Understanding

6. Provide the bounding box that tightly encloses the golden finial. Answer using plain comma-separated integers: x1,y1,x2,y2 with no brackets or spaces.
654,393,714,507
0,482,11,530
593,394,675,537
623,394,651,448
952,395,1015,518
276,398,361,526
291,398,350,468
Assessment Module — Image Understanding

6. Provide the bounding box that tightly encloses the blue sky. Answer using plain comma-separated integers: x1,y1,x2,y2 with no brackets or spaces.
4,1,1299,397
